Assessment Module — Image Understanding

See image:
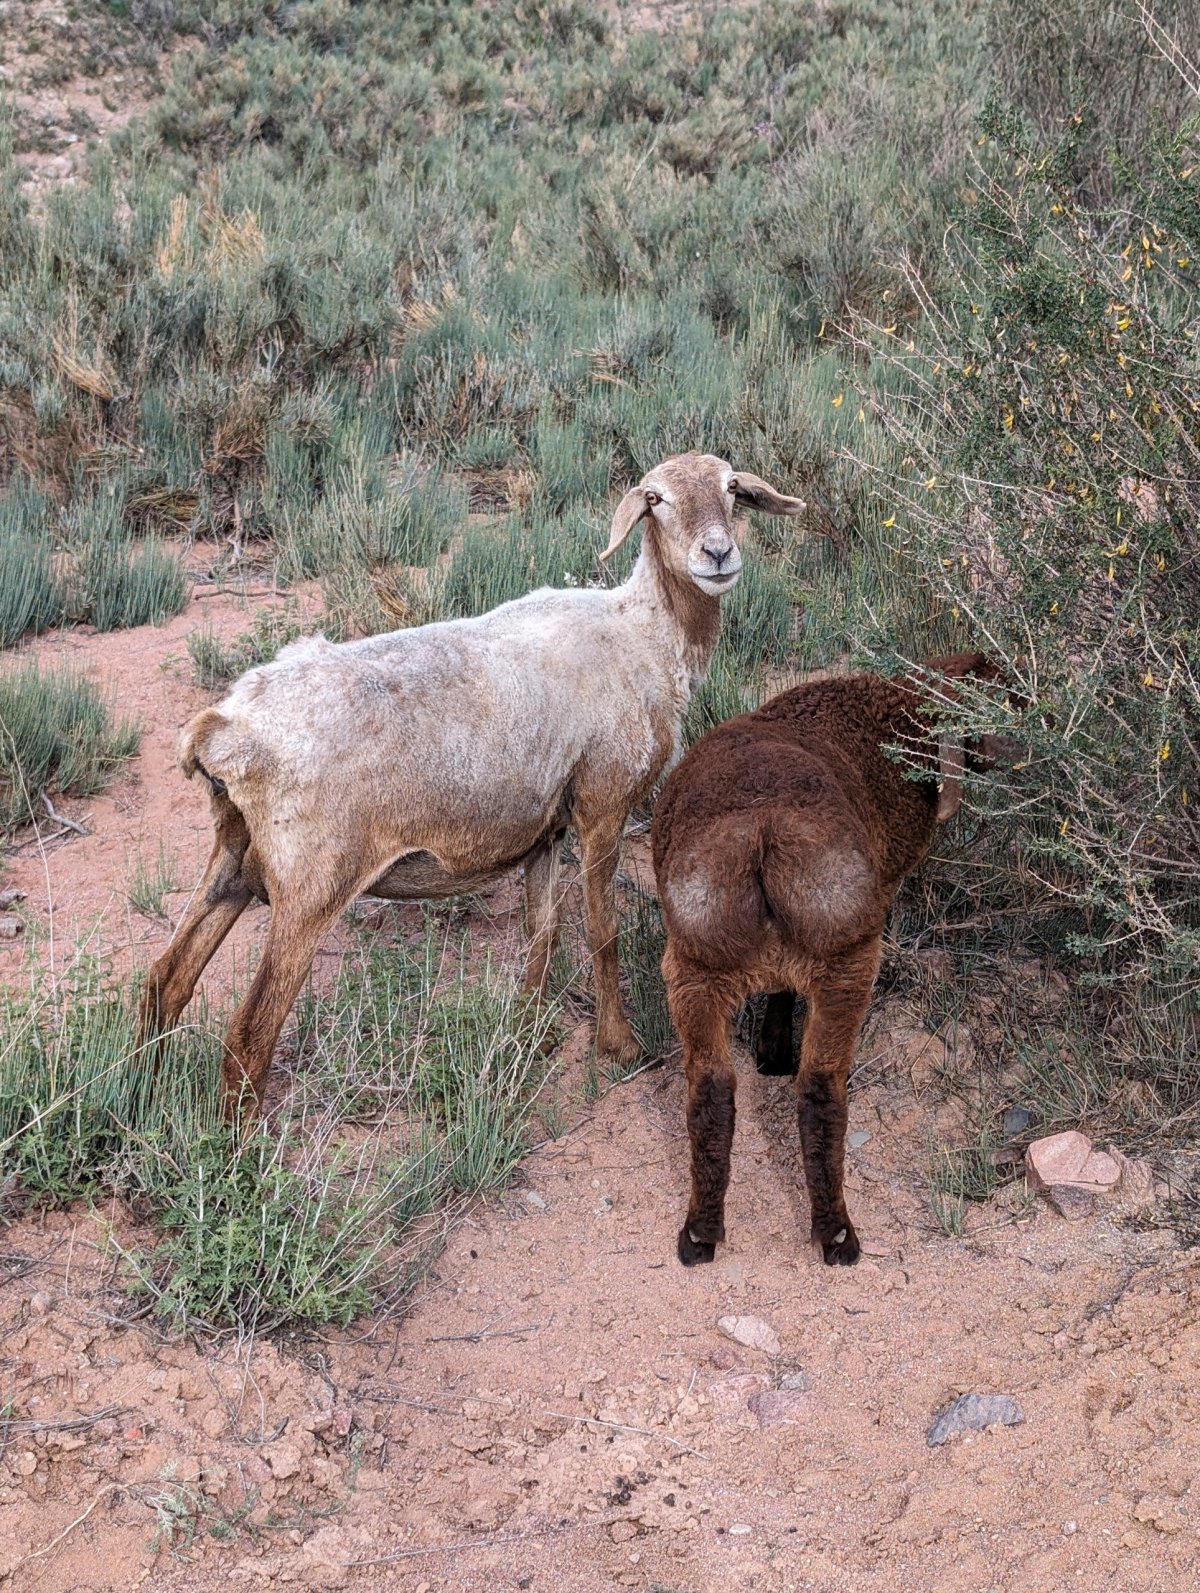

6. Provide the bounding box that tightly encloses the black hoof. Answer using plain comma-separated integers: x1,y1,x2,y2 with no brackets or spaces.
816,1221,861,1267
678,1224,719,1266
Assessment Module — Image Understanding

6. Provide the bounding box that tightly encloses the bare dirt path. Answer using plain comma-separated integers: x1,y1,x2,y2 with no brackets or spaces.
2,603,1197,1593
1,1058,1195,1593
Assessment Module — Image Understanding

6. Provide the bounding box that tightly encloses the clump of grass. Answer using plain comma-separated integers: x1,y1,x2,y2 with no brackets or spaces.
0,950,222,1205
187,607,307,689
128,842,179,919
0,662,139,831
926,1130,1003,1237
619,887,674,1067
1,916,564,1334
0,476,63,647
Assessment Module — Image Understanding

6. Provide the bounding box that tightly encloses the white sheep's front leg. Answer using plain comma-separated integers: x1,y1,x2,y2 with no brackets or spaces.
578,817,641,1067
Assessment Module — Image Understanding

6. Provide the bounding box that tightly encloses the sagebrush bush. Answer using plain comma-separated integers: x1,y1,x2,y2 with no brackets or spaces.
848,97,1200,1073
0,663,140,830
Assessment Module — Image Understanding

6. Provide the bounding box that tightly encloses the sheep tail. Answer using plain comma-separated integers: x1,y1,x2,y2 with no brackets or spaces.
179,707,257,797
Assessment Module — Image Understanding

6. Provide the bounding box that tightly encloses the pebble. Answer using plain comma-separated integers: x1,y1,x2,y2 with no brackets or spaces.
926,1392,1025,1446
749,1389,813,1429
728,1523,752,1536
28,1290,53,1316
521,1189,548,1212
1043,1184,1096,1221
848,1130,871,1149
717,1315,781,1357
1002,1106,1032,1139
0,915,23,939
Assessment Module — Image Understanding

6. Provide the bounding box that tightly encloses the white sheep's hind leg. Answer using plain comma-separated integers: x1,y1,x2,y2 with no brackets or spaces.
578,817,640,1067
520,834,564,1000
219,876,362,1120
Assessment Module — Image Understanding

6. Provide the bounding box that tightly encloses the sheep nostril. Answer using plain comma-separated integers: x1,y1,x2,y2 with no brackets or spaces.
704,543,732,569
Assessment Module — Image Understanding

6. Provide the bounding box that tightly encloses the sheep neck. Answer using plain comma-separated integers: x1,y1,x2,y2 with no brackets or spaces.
626,530,722,692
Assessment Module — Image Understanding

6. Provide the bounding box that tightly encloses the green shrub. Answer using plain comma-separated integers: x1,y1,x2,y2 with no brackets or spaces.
0,476,63,647
187,606,307,688
0,663,139,831
850,98,1200,1070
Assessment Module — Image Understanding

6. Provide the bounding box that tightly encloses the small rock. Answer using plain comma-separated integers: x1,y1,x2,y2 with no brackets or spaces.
1025,1131,1120,1193
708,1373,767,1416
1108,1148,1157,1209
926,1392,1025,1446
749,1389,813,1429
201,1408,226,1439
728,1523,752,1536
779,1370,811,1391
521,1189,547,1212
12,1451,38,1477
1062,1520,1078,1535
264,1440,303,1480
847,1130,871,1149
1002,1106,1032,1139
0,889,25,909
717,1315,781,1357
1043,1185,1096,1221
1133,1496,1184,1533
28,1291,53,1316
0,915,23,939
609,1520,638,1543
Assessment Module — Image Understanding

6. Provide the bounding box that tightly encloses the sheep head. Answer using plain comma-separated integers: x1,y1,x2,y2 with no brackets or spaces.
602,453,805,598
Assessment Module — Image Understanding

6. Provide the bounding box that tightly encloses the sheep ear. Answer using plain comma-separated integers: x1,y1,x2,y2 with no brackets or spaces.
936,737,966,822
730,472,806,516
601,488,650,560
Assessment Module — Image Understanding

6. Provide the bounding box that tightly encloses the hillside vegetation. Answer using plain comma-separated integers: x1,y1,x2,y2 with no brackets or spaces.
0,0,1197,1320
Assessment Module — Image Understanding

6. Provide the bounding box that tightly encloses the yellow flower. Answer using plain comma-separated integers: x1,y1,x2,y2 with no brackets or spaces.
1160,742,1171,761
1144,670,1155,686
832,392,844,407
882,514,896,528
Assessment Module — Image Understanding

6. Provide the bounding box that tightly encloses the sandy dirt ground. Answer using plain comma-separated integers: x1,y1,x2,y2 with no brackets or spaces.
2,594,1198,1593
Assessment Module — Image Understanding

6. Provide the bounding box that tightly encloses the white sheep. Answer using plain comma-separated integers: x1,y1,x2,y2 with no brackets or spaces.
141,453,805,1113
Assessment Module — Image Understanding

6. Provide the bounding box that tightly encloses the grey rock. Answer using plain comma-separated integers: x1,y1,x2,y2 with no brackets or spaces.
0,888,25,909
0,915,24,939
1002,1106,1032,1139
779,1370,811,1392
927,1392,1025,1447
848,1130,871,1149
1043,1184,1096,1221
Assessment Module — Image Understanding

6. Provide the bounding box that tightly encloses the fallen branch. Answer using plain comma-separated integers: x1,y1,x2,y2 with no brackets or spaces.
41,794,88,836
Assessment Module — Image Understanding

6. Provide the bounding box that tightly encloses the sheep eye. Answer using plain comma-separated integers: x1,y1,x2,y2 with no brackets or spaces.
645,492,662,507
726,478,738,493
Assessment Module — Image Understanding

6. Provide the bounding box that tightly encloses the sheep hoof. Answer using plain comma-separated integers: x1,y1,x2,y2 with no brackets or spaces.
678,1225,718,1266
816,1220,861,1267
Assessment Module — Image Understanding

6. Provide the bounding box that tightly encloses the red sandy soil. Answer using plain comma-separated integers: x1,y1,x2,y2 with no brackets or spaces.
2,593,1198,1593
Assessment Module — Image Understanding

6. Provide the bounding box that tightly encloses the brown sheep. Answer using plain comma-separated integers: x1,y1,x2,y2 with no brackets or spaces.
650,652,1003,1267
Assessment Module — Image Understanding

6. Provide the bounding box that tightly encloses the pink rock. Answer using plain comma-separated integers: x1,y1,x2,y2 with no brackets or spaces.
749,1389,817,1429
1026,1131,1121,1194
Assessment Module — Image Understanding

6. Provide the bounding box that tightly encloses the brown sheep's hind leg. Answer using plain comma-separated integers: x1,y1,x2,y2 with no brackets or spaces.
795,962,875,1266
754,989,801,1076
666,950,739,1265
